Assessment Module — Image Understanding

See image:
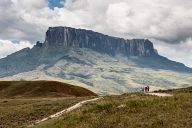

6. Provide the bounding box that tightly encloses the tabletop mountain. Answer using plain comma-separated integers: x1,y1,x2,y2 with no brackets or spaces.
0,27,191,94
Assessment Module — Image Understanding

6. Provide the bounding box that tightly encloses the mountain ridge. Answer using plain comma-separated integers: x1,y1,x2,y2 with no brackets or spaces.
42,26,157,57
0,26,191,94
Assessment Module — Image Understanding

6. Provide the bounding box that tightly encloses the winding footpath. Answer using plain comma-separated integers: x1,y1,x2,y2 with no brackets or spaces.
28,93,172,127
28,97,103,127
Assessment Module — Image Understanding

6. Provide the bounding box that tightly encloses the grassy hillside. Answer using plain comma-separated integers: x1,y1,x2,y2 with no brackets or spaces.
0,97,94,128
0,81,97,98
34,87,192,128
155,86,192,94
0,81,97,128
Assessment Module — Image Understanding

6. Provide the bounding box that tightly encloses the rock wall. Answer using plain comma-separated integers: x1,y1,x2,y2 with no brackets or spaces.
44,27,157,56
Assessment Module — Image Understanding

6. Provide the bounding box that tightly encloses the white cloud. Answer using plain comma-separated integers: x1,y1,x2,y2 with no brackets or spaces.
0,39,33,58
0,0,192,67
153,38,192,67
11,0,47,10
1,0,191,43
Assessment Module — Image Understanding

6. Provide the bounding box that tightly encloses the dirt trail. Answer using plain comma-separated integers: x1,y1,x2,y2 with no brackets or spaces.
28,92,172,127
146,93,173,97
28,97,103,127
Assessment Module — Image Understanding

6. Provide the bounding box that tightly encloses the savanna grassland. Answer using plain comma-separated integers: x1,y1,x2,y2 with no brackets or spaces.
34,87,192,128
0,81,96,128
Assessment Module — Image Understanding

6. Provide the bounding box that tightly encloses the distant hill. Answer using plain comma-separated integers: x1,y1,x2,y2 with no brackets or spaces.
0,27,191,77
0,27,191,95
0,81,97,98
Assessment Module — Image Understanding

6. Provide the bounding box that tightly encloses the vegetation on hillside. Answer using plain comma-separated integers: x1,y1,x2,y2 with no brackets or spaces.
1,48,192,95
155,86,192,94
0,81,97,128
35,87,192,128
0,81,97,98
0,97,92,128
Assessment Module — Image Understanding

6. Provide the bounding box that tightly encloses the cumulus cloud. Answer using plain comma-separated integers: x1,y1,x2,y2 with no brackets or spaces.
153,38,192,67
107,1,192,43
0,39,33,58
1,0,192,43
0,0,192,66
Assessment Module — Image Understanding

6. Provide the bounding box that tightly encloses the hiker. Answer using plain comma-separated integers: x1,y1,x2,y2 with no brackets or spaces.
144,86,150,92
144,86,148,92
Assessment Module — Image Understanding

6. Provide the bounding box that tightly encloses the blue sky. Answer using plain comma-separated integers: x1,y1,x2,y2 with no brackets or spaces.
48,0,65,9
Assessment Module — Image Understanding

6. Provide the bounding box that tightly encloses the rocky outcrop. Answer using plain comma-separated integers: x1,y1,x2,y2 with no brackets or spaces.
44,27,157,56
35,41,43,47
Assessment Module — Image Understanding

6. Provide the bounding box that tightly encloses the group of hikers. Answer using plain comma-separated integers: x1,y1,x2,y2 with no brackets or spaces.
143,86,150,92
134,86,150,93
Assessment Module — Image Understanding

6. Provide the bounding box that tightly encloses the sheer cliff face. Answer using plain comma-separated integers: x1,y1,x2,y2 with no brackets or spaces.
0,26,191,88
44,27,157,56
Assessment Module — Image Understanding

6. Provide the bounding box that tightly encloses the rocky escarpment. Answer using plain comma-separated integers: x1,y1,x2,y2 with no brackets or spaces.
44,27,158,56
0,26,191,79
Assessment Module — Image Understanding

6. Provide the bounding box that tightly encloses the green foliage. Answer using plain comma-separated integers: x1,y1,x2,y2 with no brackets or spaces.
94,104,113,112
